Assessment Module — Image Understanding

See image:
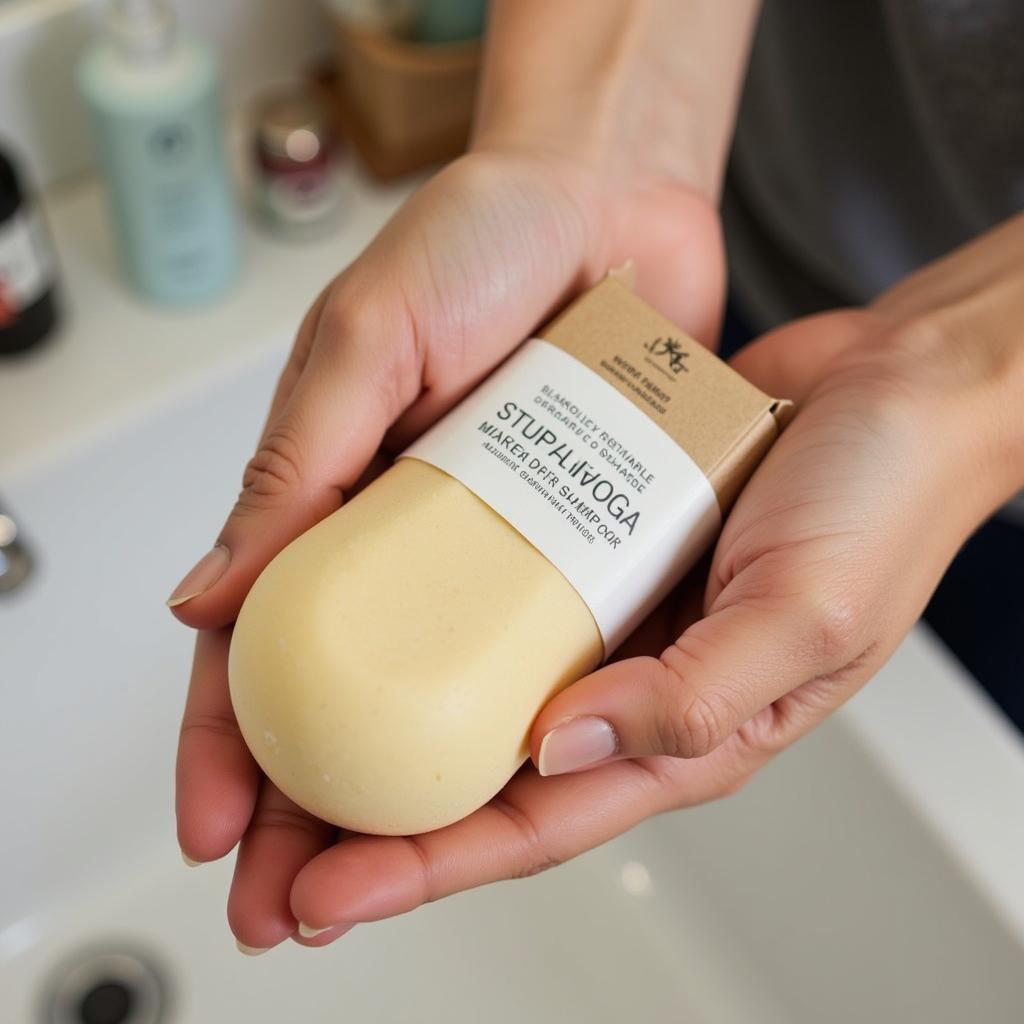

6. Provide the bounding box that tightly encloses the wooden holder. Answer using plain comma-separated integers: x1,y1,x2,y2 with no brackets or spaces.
318,18,481,180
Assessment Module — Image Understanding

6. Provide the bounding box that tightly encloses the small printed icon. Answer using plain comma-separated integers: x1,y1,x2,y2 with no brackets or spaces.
644,336,690,374
148,124,192,161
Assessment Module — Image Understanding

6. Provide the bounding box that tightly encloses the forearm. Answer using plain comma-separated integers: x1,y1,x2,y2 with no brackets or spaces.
472,0,761,201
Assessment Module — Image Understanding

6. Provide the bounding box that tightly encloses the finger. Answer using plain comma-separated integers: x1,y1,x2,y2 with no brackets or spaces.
227,781,336,952
291,923,356,950
176,629,260,862
289,753,740,932
530,558,872,773
257,286,329,439
168,297,423,629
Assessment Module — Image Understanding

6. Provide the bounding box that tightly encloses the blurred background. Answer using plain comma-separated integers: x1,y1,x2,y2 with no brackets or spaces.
1,2,1022,1022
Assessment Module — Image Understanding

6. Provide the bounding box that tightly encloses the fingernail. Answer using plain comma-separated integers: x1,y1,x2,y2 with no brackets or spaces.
236,941,269,957
294,922,355,945
167,544,230,607
181,850,201,868
538,716,618,776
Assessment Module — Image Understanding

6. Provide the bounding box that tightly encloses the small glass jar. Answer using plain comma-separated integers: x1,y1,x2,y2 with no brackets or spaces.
252,87,342,241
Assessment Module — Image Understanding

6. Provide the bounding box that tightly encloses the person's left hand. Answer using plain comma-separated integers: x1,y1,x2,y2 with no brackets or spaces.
209,219,1024,952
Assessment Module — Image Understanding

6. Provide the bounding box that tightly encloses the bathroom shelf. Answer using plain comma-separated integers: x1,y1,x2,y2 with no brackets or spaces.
0,158,417,481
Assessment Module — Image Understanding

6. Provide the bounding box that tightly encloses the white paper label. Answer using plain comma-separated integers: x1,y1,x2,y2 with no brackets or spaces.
0,209,51,316
402,339,720,654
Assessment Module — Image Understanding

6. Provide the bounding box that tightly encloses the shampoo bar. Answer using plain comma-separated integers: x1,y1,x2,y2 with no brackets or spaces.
229,276,790,835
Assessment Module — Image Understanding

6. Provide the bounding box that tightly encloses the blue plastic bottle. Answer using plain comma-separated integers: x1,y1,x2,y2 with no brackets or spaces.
78,0,238,305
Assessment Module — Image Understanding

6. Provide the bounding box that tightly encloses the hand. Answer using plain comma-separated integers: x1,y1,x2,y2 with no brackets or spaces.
170,0,762,951
220,218,1022,948
170,144,723,950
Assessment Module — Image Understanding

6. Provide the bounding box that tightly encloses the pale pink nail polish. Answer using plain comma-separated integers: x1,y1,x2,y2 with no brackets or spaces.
167,544,230,607
538,716,618,776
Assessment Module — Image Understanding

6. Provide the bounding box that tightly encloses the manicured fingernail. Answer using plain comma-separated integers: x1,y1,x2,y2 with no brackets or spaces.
236,941,268,957
181,850,201,867
538,716,618,776
294,923,355,945
167,544,230,607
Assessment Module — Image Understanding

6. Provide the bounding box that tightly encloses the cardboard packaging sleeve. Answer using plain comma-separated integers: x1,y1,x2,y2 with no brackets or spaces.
542,273,792,511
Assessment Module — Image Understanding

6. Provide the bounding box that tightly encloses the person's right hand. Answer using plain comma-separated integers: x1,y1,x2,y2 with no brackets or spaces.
168,144,724,946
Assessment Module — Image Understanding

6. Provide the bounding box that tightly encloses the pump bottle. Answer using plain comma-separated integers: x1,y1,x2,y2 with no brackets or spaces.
78,0,238,304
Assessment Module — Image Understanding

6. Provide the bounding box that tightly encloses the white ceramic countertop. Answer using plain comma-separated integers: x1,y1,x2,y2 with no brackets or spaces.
0,157,417,481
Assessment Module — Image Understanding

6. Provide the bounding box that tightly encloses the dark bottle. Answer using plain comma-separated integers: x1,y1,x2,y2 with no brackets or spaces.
0,144,59,356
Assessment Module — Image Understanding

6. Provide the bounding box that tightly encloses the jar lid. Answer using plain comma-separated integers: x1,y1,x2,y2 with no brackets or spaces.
256,89,331,163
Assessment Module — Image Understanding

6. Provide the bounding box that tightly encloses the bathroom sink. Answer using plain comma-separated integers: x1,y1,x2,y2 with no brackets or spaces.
2,337,1024,1023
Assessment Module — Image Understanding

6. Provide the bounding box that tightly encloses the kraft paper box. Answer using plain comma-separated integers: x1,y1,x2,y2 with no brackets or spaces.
542,274,792,511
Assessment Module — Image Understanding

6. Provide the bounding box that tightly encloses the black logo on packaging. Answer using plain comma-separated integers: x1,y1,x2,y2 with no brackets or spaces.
643,337,689,374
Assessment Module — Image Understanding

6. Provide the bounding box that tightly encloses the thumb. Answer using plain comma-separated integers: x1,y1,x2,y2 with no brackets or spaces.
167,305,419,629
727,308,880,402
530,586,860,775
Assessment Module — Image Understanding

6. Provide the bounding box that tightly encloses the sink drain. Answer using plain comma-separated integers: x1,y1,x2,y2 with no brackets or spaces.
41,946,169,1024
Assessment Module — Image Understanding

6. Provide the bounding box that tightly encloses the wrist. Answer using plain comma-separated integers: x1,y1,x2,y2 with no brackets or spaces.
865,310,1024,522
471,0,759,204
914,313,1024,503
869,213,1024,505
470,107,708,206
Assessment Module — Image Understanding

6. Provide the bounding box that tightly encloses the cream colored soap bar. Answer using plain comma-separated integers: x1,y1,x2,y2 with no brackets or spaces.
229,457,602,836
229,277,788,836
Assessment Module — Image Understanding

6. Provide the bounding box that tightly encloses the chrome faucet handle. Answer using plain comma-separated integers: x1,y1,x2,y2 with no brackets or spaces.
0,504,33,595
